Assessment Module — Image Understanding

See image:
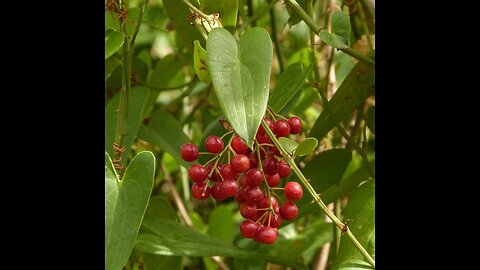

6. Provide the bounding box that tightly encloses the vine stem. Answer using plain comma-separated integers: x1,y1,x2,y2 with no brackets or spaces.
181,0,209,20
284,0,374,66
261,120,375,268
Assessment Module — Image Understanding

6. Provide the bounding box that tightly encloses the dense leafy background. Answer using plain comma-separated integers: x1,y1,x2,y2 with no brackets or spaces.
105,0,375,269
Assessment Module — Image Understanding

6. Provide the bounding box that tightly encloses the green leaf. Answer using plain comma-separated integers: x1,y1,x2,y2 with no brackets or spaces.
193,40,211,84
106,151,155,270
335,181,375,269
268,63,309,112
286,0,307,26
105,11,120,31
319,30,348,49
331,11,351,46
365,106,375,134
207,205,233,241
137,110,190,167
105,29,124,60
295,137,318,156
125,8,140,38
143,253,182,270
206,27,272,148
278,137,299,156
136,218,306,269
105,87,150,165
163,0,204,51
337,259,374,270
309,60,375,141
201,0,238,30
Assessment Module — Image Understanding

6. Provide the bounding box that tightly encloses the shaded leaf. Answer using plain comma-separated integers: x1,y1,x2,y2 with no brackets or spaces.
309,60,375,141
193,40,211,84
319,30,348,49
105,29,124,60
143,253,182,270
279,137,299,156
286,0,307,26
331,11,351,46
269,63,310,112
201,0,238,30
163,0,204,51
295,137,318,156
106,152,155,270
105,87,150,165
207,205,233,241
337,259,374,270
365,106,375,134
206,27,272,148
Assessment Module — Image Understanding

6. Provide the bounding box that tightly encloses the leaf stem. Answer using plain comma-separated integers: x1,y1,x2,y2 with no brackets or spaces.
256,140,274,212
261,120,375,268
181,0,209,20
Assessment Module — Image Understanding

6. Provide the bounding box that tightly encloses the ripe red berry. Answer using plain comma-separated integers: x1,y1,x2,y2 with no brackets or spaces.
206,163,222,182
180,143,198,162
246,169,264,187
268,214,282,228
231,154,250,173
191,182,210,200
240,220,259,238
257,226,278,244
262,156,277,175
220,164,238,180
221,179,238,197
231,135,248,154
256,133,272,144
277,160,291,179
271,146,282,157
279,201,298,220
273,120,290,137
257,118,273,136
240,202,257,219
244,186,263,204
235,189,246,203
284,181,303,201
239,175,248,188
188,164,208,183
288,117,302,134
259,196,279,211
248,152,259,169
205,135,224,154
266,173,280,187
211,182,226,201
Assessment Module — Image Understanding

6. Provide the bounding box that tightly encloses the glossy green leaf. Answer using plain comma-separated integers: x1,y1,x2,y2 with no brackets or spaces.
207,205,233,241
201,0,238,30
163,0,204,51
331,11,351,46
279,137,299,156
136,218,306,269
206,27,272,148
105,87,149,165
309,60,375,141
335,181,375,269
143,253,182,270
193,40,211,84
106,151,155,270
319,30,348,49
295,137,318,156
337,259,374,270
105,29,124,60
137,110,190,168
366,106,375,134
105,11,120,31
269,63,307,112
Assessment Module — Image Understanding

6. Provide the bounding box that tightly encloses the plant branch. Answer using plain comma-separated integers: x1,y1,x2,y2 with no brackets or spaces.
261,120,375,268
130,0,147,46
182,0,209,20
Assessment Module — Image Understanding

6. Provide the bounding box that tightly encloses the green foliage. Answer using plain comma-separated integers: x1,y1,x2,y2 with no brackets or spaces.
268,63,307,112
105,29,124,59
193,40,211,84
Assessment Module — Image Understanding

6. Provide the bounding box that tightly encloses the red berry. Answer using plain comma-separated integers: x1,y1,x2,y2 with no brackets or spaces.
220,164,238,180
277,160,291,179
266,173,280,187
221,179,238,197
257,118,273,136
188,164,208,183
240,220,259,238
257,226,278,244
205,135,224,154
231,154,250,173
191,182,210,200
248,152,259,169
240,202,257,219
288,117,302,134
262,156,277,175
284,181,303,201
206,163,222,182
279,202,298,220
239,175,248,188
231,135,248,154
246,169,264,187
244,186,263,204
273,120,290,137
235,189,246,203
256,133,272,144
180,143,198,162
260,196,279,211
268,214,282,228
271,146,282,157
211,182,226,201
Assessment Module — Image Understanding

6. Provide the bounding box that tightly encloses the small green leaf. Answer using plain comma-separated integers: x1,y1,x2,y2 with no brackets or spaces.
331,11,351,46
366,106,375,134
106,151,155,270
207,205,233,241
105,87,150,165
278,137,299,156
319,30,348,49
337,259,374,270
163,0,204,51
201,0,238,30
335,181,375,269
269,63,310,112
309,60,374,141
295,137,318,156
105,29,124,60
193,40,211,84
286,0,308,26
105,11,120,31
143,253,182,270
206,27,272,148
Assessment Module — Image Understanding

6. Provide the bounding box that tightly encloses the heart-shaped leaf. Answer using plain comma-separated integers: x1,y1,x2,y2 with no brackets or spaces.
206,27,272,148
105,151,155,270
295,137,318,156
278,137,299,156
105,29,124,60
193,40,211,84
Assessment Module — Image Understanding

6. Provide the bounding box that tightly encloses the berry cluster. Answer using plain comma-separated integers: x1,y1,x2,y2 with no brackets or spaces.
180,115,304,244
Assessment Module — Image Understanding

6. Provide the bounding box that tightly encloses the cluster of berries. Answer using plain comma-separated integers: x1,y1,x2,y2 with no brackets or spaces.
180,116,304,244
